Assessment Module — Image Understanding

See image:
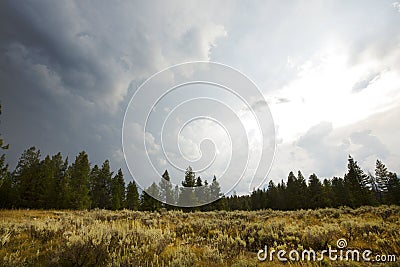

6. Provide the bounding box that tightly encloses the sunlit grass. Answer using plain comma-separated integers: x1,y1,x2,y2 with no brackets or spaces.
0,206,399,266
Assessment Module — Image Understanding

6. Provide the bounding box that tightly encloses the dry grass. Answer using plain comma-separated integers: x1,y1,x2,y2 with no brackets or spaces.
0,206,399,266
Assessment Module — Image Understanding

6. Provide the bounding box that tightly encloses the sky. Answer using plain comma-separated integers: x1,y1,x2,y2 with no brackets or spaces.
1,0,400,197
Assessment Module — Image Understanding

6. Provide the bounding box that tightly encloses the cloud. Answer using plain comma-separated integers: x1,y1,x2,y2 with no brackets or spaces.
352,71,382,93
269,104,400,182
250,100,269,112
0,1,228,111
0,0,229,172
393,2,400,12
350,130,389,160
295,122,348,177
275,97,290,104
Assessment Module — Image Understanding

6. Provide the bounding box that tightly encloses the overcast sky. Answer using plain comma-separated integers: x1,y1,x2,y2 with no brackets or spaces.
1,0,400,195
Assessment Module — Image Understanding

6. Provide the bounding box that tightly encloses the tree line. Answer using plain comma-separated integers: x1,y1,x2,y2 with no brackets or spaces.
238,156,400,211
1,145,399,211
140,167,226,211
0,146,227,211
1,104,399,211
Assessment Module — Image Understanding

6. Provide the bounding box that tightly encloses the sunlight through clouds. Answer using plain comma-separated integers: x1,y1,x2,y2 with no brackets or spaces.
269,43,400,143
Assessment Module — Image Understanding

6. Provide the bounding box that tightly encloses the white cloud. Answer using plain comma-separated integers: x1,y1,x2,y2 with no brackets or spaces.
393,2,400,12
268,105,400,182
268,43,400,144
350,130,389,160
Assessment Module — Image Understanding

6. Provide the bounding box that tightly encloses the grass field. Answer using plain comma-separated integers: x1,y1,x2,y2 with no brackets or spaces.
1,206,399,266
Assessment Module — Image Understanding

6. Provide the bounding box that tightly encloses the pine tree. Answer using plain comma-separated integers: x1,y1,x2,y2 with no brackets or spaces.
36,153,66,208
366,172,380,204
111,169,125,210
91,160,113,209
210,175,222,200
321,178,334,207
375,160,389,191
182,166,196,187
59,157,71,209
285,171,298,210
386,172,400,205
68,151,91,209
0,154,8,186
331,177,349,207
89,165,100,208
195,176,202,187
40,155,57,208
200,180,213,211
173,185,180,206
178,166,197,206
194,176,206,205
308,173,323,209
203,179,211,203
14,147,41,208
126,180,139,210
209,175,225,210
159,170,174,207
51,153,67,209
344,155,373,207
0,170,12,208
266,180,278,209
250,188,264,210
228,191,240,211
296,171,308,209
375,159,389,203
276,180,287,210
0,153,12,208
140,182,161,211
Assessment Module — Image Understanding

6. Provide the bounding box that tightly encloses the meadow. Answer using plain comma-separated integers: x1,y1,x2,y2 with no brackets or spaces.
0,206,399,266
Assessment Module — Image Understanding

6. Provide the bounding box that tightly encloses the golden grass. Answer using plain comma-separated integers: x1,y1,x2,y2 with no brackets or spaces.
0,206,399,266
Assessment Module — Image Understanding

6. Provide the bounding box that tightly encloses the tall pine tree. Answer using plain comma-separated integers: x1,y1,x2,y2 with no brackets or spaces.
386,172,400,205
68,151,91,209
178,166,197,206
344,155,374,207
210,175,225,210
111,169,125,210
126,180,139,210
159,170,174,207
91,160,113,209
375,159,389,203
14,147,41,208
308,174,323,209
140,182,161,211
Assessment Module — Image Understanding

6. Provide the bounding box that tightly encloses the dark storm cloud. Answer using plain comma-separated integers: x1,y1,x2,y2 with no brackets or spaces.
0,0,227,175
0,1,125,169
0,1,150,109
